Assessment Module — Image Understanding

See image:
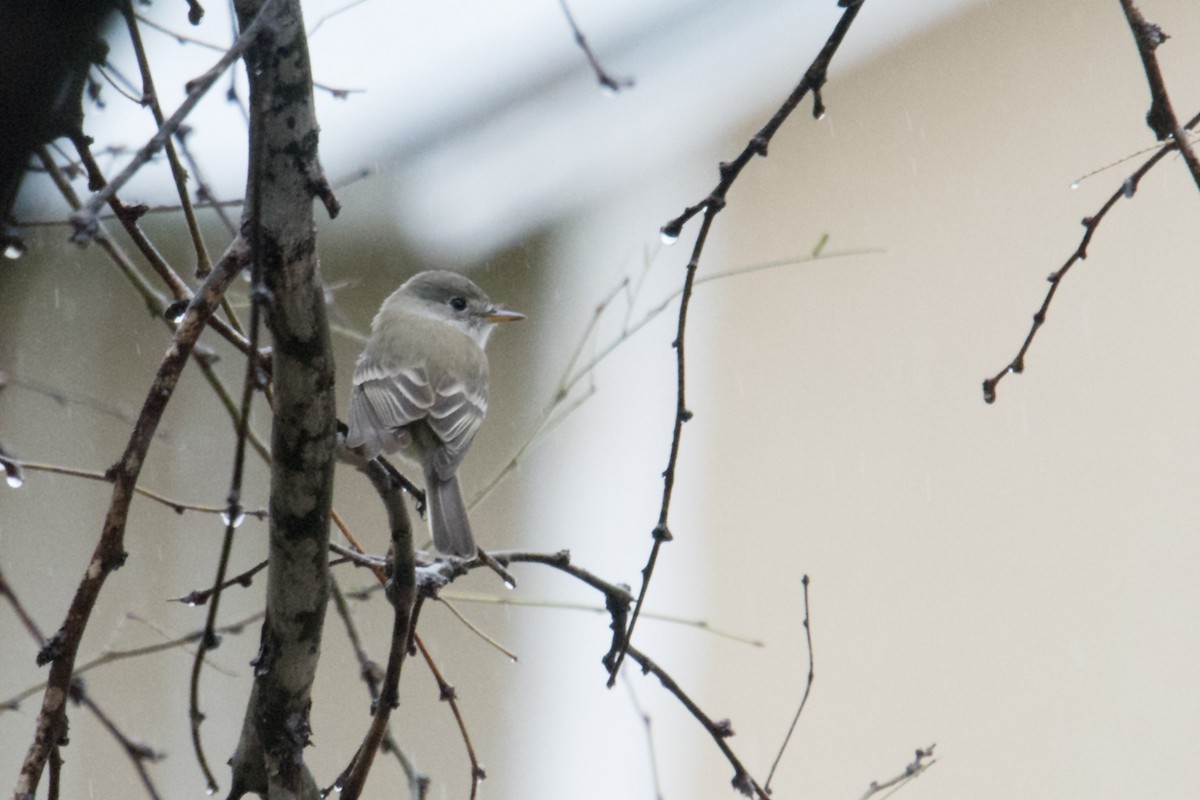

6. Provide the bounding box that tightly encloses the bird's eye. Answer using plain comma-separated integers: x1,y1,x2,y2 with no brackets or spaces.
448,297,468,312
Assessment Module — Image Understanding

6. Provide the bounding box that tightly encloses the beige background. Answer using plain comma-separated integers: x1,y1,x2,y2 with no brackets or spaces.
3,1,1199,798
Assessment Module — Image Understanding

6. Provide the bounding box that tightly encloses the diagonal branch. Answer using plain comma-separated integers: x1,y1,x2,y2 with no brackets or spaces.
69,0,276,243
982,107,1200,403
1117,0,1200,188
11,239,248,800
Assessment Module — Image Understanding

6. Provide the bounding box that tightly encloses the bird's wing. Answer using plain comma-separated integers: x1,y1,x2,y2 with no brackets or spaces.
424,371,488,479
346,360,435,457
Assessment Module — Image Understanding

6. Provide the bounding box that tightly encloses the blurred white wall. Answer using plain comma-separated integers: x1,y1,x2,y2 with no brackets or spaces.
3,1,1200,799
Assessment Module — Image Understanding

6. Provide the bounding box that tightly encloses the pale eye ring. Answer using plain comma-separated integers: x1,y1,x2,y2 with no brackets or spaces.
448,297,467,311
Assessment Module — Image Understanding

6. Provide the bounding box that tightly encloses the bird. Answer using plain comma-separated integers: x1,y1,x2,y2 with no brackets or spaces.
346,270,523,558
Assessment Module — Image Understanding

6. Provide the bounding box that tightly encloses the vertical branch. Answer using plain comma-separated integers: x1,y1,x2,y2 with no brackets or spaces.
606,0,867,688
223,0,339,796
336,461,418,800
118,0,214,275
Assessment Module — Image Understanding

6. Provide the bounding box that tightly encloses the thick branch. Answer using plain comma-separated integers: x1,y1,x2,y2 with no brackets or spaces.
224,0,338,797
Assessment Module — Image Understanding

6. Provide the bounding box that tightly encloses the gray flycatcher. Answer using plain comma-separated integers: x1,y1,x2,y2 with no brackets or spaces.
346,270,523,557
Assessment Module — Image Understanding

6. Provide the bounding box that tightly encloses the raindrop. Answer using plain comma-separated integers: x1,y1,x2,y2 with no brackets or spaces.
1122,178,1135,198
3,241,25,260
503,578,515,590
183,599,198,607
164,299,189,323
659,228,679,246
1070,180,1081,190
815,110,827,121
205,786,217,796
600,84,618,98
221,508,246,528
6,473,23,489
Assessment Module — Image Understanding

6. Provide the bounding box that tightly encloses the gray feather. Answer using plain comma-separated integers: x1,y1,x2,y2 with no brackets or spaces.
426,473,475,558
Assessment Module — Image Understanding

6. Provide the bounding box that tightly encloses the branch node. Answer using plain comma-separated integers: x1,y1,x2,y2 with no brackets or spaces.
36,631,67,666
712,718,735,738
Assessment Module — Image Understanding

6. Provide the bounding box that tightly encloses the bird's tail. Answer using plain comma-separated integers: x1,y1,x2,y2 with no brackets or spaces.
427,473,476,558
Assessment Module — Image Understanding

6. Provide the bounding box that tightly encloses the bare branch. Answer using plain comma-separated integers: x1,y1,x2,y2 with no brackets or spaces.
858,745,937,800
11,241,247,800
1118,0,1200,187
764,575,815,791
69,0,276,242
336,460,419,800
608,0,868,688
557,0,633,93
982,108,1200,403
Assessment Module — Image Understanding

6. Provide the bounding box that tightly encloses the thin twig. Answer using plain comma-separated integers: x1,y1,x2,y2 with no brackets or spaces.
608,0,867,688
443,588,764,647
328,578,429,798
626,645,768,799
0,456,267,520
764,574,814,791
0,611,264,715
858,745,937,800
12,241,247,799
73,690,165,800
413,633,486,798
982,107,1200,403
186,210,267,792
119,0,214,276
172,559,268,607
435,598,519,662
1,568,165,800
620,671,664,800
70,0,276,241
557,0,633,93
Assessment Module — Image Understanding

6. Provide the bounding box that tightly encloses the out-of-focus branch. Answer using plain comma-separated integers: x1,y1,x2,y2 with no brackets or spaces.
118,0,214,276
0,454,267,520
557,0,633,93
328,578,429,798
607,0,867,688
764,574,814,792
69,0,276,243
858,745,937,800
11,240,247,800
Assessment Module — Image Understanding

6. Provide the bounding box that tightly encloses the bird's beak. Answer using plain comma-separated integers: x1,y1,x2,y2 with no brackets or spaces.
484,306,525,323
